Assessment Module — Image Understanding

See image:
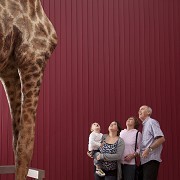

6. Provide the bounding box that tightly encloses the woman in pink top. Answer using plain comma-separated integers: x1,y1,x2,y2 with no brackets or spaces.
120,117,142,180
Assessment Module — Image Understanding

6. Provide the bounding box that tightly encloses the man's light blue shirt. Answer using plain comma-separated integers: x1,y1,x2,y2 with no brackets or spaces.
140,117,164,165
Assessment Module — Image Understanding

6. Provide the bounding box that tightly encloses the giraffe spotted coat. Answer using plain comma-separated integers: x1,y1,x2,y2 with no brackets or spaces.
0,0,57,179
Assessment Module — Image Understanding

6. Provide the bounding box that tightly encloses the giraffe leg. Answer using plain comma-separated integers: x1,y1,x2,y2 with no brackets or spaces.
0,63,22,158
15,60,46,180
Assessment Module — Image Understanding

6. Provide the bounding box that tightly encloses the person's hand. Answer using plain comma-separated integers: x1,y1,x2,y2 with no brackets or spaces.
124,154,135,162
96,154,101,160
100,141,105,147
87,151,93,158
141,149,150,158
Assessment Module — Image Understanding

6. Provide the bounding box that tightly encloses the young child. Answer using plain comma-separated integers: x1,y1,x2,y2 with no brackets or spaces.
88,122,105,177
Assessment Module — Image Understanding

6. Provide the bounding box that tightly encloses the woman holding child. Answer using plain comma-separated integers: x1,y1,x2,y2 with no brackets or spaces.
89,121,125,180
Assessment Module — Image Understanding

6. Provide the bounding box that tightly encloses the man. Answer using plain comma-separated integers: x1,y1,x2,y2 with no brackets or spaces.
138,105,165,180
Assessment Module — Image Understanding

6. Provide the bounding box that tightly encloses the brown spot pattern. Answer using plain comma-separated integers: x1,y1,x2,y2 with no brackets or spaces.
0,0,6,7
0,0,57,179
32,38,47,49
3,31,12,52
2,10,13,32
35,22,48,37
8,1,21,17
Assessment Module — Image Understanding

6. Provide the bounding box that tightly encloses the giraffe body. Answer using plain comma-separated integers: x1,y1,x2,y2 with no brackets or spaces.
0,0,57,179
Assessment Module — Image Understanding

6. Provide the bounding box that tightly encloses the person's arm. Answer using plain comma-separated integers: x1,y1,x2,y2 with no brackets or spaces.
141,136,165,158
98,138,125,161
149,136,165,149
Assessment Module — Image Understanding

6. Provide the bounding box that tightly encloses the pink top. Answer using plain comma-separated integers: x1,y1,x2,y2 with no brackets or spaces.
120,129,142,165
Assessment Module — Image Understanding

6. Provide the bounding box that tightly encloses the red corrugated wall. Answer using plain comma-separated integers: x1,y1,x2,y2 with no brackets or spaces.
0,0,180,179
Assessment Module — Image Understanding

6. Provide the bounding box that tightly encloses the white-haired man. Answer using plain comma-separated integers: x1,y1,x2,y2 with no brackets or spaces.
138,105,165,180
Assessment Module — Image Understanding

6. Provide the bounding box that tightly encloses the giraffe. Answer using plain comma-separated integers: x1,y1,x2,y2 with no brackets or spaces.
0,0,57,179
